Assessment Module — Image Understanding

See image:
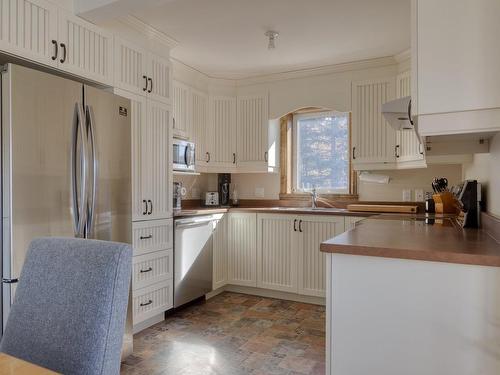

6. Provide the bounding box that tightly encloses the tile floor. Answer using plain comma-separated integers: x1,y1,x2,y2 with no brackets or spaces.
121,292,326,375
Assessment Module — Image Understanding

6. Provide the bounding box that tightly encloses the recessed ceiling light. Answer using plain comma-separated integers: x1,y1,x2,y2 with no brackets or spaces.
265,30,279,50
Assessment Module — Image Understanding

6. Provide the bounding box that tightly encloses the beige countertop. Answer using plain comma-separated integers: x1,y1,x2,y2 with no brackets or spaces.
320,216,500,267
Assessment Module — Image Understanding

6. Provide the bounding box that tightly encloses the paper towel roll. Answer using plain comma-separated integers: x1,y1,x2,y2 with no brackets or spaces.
359,172,390,184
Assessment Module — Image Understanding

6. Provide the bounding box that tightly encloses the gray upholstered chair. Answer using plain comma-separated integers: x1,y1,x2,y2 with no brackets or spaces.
0,237,132,375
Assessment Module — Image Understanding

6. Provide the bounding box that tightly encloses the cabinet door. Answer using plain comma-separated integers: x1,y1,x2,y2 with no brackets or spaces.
228,212,257,287
0,0,58,67
395,70,424,163
213,213,228,290
145,99,172,220
351,78,397,164
209,95,236,167
191,89,210,165
237,93,269,171
256,214,298,293
297,215,344,297
172,80,190,139
147,52,171,104
114,37,148,95
114,89,149,221
57,11,113,85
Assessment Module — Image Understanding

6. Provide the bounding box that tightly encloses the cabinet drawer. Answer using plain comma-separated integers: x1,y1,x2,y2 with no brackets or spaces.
133,219,173,256
132,250,173,290
132,280,173,325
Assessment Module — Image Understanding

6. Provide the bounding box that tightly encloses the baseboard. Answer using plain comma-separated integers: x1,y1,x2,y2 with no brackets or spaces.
133,312,165,334
206,284,325,306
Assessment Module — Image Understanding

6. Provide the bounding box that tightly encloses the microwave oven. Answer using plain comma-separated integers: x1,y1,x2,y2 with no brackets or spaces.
173,139,196,172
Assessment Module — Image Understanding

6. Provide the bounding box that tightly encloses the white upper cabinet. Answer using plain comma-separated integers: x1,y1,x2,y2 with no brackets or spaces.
172,80,191,139
57,10,113,85
147,53,171,104
208,95,237,168
114,37,148,95
413,0,500,136
191,89,209,166
395,70,425,165
114,38,171,103
0,0,58,67
237,93,269,171
351,77,397,167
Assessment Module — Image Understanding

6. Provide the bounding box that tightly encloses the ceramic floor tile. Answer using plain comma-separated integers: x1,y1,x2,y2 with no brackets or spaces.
121,292,325,375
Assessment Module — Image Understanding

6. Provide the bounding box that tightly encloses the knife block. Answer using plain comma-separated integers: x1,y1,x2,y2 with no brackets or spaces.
433,192,457,214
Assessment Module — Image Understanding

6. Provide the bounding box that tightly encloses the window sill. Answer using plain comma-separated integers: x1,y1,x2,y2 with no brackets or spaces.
279,193,359,201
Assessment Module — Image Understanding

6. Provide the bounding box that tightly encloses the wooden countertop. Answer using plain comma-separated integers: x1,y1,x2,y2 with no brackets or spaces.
173,206,374,218
320,217,500,267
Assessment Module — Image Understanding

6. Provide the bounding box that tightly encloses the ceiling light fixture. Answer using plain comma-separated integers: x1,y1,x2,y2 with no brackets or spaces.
265,30,279,50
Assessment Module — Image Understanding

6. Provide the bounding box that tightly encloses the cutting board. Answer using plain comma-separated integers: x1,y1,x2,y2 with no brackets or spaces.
347,204,418,214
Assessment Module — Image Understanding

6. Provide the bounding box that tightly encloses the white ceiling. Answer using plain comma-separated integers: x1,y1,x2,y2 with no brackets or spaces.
131,0,411,79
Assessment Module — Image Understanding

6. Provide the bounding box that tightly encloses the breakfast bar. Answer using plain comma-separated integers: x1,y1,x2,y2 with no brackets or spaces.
321,216,500,375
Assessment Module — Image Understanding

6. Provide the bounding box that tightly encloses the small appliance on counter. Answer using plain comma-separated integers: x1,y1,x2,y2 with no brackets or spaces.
173,182,183,210
205,192,219,206
455,180,482,228
173,138,196,173
218,173,231,206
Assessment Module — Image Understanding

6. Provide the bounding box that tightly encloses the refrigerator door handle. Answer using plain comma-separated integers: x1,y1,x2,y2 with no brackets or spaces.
71,103,88,238
85,105,98,237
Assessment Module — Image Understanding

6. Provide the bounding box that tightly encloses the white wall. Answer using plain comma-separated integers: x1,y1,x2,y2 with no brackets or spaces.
358,164,463,202
463,133,500,216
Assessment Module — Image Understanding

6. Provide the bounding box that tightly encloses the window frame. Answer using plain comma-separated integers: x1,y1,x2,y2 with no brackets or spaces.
292,110,351,194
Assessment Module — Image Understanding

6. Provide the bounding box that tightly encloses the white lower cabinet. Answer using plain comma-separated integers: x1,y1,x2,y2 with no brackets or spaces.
213,213,228,290
132,219,174,328
256,214,298,293
227,212,257,287
132,249,173,291
344,216,365,231
296,215,344,297
132,279,173,325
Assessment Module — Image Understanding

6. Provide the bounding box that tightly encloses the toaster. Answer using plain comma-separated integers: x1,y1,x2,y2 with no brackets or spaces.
205,192,219,206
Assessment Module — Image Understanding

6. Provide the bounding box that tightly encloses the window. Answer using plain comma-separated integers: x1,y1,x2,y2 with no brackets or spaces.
292,111,350,194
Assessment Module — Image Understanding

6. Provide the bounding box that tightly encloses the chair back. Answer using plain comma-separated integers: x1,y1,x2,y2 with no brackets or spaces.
0,237,132,375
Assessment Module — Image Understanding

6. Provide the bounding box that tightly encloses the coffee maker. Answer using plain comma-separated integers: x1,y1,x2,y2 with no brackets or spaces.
218,173,231,206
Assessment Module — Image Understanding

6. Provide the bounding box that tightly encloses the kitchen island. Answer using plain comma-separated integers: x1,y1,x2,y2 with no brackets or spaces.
321,216,500,375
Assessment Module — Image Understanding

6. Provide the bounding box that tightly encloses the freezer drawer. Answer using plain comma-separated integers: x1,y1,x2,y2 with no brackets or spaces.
132,219,173,256
132,279,173,325
132,250,173,291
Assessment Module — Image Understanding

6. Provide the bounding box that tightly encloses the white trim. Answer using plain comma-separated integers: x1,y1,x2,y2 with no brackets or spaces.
132,312,164,334
292,111,350,194
119,15,179,49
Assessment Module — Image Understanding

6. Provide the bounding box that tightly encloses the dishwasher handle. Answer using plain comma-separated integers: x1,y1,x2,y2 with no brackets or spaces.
175,220,216,229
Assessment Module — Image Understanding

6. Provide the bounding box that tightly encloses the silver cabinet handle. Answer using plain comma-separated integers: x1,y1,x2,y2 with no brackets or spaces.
140,300,153,307
140,267,153,273
140,234,152,240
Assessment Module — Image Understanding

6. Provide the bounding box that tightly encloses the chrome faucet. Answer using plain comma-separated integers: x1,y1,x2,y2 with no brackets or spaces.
311,188,318,209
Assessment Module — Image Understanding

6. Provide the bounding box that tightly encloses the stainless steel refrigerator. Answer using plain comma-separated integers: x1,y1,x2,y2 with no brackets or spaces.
0,64,133,353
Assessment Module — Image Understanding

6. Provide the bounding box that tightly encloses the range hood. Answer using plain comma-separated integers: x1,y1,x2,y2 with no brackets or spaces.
382,96,414,131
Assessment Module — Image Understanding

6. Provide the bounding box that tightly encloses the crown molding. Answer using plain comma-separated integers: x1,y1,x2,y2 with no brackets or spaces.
119,15,179,49
235,55,398,85
394,49,411,64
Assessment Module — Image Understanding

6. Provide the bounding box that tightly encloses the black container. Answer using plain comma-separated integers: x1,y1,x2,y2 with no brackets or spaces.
218,173,231,206
425,193,435,213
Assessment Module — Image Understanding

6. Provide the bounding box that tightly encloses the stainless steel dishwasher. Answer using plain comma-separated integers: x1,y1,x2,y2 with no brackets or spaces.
173,214,222,308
